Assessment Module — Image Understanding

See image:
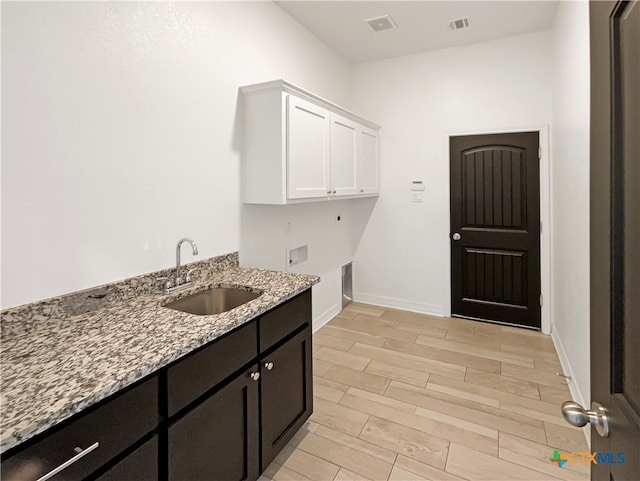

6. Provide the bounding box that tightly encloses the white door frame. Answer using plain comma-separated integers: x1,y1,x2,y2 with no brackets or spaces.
445,125,551,334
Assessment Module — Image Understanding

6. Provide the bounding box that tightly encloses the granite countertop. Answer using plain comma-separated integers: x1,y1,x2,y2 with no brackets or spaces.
0,262,319,454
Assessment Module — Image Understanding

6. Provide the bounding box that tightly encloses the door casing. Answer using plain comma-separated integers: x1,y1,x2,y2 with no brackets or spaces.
446,125,551,334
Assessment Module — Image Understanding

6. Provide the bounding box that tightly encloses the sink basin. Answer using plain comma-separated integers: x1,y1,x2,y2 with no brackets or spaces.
163,287,262,316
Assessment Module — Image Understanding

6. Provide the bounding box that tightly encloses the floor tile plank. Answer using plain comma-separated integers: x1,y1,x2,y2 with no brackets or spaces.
350,343,466,381
359,417,450,469
501,363,570,388
416,335,535,368
465,368,541,399
310,397,370,437
499,433,589,480
544,422,590,452
365,359,431,388
296,432,393,481
339,391,498,456
395,455,468,481
315,346,371,371
323,364,391,395
385,381,545,443
383,338,501,374
446,443,559,480
314,425,398,464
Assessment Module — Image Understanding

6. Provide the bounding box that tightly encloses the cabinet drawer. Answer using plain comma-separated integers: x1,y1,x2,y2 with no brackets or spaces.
95,436,158,481
167,320,257,416
1,376,158,481
260,290,311,352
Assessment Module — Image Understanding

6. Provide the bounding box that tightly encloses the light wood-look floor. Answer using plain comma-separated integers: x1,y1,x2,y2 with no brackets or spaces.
261,303,590,481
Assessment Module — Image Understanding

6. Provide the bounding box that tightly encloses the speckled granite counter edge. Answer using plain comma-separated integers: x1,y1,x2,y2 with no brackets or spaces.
1,254,319,453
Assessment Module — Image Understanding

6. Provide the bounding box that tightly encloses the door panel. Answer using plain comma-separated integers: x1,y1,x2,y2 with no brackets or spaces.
330,115,359,196
590,1,640,479
358,128,379,193
451,132,540,328
168,366,259,481
287,96,330,199
261,327,313,472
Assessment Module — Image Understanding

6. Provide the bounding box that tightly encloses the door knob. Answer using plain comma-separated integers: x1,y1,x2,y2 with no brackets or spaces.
452,233,461,241
264,362,274,371
561,401,610,437
250,372,260,381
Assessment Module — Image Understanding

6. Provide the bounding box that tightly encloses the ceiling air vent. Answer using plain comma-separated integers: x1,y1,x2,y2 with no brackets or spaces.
449,16,471,31
364,15,397,32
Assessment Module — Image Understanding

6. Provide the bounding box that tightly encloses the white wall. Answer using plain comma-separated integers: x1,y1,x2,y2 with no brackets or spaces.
550,0,591,407
1,1,351,310
240,197,377,329
349,32,553,316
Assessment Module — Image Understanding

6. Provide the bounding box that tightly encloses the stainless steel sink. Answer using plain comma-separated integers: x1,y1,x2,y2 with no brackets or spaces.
163,287,262,316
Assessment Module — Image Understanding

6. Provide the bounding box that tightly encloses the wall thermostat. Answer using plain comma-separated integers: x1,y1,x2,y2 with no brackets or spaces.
410,180,425,191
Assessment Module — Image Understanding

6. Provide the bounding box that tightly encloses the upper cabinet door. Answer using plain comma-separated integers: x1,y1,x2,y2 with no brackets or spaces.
358,127,379,194
330,114,359,197
287,95,330,200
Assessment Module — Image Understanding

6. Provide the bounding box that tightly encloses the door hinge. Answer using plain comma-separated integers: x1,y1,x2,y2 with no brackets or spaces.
538,147,541,159
540,221,543,233
540,294,543,307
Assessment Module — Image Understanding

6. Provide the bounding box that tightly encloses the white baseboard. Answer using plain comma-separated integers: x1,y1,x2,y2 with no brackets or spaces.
551,329,590,446
313,302,341,333
353,292,445,317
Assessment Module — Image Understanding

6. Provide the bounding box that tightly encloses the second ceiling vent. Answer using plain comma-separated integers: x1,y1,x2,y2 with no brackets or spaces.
364,14,398,32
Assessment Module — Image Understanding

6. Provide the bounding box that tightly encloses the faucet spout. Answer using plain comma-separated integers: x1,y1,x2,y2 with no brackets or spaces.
176,238,198,286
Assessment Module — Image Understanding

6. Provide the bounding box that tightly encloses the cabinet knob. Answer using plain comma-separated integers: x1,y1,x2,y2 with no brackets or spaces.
360,188,364,193
250,372,260,381
264,362,274,371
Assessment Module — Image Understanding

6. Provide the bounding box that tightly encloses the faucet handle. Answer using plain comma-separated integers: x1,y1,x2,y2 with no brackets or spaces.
156,276,173,291
185,268,200,283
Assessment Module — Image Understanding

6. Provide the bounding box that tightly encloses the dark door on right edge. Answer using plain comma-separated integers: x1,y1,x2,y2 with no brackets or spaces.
589,1,640,478
450,132,541,329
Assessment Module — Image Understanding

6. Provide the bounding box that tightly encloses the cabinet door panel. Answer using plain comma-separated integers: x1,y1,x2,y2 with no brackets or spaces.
359,127,379,193
287,96,330,199
330,114,359,196
168,366,259,481
261,327,313,471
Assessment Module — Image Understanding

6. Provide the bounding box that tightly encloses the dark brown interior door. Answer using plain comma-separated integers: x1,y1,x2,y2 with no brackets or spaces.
450,132,541,329
590,1,640,478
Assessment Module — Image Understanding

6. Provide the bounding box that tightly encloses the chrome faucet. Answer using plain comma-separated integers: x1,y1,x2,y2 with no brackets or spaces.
175,238,198,286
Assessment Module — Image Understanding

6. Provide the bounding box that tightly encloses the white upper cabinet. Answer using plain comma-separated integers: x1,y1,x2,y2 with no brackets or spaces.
287,96,331,199
241,80,379,204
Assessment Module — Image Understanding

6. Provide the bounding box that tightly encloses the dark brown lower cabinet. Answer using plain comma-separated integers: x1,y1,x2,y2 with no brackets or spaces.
2,289,313,481
168,365,260,481
95,437,158,481
260,327,313,471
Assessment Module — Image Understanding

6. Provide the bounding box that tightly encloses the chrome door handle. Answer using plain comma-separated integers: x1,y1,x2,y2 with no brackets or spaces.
561,401,610,437
452,233,461,241
36,442,100,481
264,362,274,371
250,372,260,381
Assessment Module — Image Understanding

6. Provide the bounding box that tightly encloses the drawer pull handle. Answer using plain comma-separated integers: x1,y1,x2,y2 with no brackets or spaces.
250,372,260,381
265,362,274,371
36,442,100,481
